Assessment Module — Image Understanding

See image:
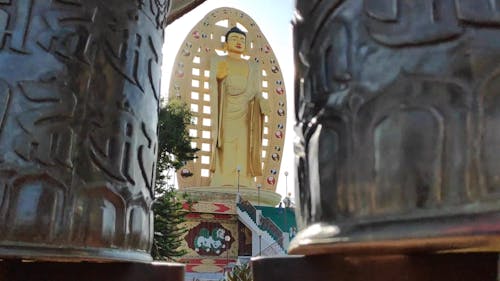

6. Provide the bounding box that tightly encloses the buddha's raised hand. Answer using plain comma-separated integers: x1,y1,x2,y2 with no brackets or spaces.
216,61,228,80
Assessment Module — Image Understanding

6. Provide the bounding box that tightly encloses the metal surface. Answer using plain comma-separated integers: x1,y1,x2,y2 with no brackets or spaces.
292,0,500,254
0,260,184,281
0,0,168,261
252,254,499,281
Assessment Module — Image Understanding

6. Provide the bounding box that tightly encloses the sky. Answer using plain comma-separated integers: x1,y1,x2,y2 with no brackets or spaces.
161,0,296,200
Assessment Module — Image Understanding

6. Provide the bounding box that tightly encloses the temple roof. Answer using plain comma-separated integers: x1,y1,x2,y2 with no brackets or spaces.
167,0,206,25
255,206,297,233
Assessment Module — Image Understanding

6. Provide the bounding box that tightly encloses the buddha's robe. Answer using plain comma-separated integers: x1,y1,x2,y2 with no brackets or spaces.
209,56,269,187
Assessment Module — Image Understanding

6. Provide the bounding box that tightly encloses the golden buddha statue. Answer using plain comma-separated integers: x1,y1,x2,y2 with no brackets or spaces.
209,27,270,187
169,8,287,192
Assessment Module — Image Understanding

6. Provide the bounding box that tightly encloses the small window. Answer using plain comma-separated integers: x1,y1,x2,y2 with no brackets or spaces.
201,169,210,177
192,80,200,88
201,156,210,164
203,106,211,114
203,118,211,127
236,22,248,32
216,19,229,27
189,129,197,137
190,104,199,112
192,68,200,76
202,131,211,139
202,143,211,152
191,91,199,100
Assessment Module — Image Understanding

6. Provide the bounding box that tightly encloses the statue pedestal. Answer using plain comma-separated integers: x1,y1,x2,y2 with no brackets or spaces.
0,260,184,281
182,186,282,206
252,254,499,281
175,186,281,276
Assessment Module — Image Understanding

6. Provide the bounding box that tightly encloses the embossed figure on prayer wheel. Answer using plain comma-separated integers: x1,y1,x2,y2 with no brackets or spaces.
0,0,168,262
291,0,500,255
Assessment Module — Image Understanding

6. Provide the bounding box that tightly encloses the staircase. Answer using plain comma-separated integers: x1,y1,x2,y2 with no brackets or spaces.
236,199,287,256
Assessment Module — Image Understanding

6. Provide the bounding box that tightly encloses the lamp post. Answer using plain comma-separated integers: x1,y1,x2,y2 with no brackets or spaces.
259,230,262,256
224,235,231,273
257,183,261,206
257,184,261,255
237,165,241,194
284,171,289,237
284,171,289,196
236,165,241,203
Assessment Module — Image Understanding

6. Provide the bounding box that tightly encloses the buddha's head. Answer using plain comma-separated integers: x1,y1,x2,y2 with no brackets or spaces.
225,26,246,54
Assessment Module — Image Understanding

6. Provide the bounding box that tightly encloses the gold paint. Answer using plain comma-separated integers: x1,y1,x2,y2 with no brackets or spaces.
169,8,287,191
209,27,270,187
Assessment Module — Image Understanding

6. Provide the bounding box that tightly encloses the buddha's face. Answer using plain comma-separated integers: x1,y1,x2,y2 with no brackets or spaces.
226,32,246,54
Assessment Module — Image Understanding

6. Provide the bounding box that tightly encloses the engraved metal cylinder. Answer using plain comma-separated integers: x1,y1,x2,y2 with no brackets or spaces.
0,0,167,262
291,0,500,254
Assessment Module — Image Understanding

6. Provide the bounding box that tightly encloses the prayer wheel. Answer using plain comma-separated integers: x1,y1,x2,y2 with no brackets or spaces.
291,0,500,255
0,0,168,262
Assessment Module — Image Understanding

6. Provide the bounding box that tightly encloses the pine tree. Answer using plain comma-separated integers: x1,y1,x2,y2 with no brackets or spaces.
152,186,191,260
152,100,198,261
155,99,198,190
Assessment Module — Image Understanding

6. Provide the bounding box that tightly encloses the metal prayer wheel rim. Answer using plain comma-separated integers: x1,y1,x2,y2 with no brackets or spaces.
0,244,152,263
289,211,500,255
289,231,500,255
